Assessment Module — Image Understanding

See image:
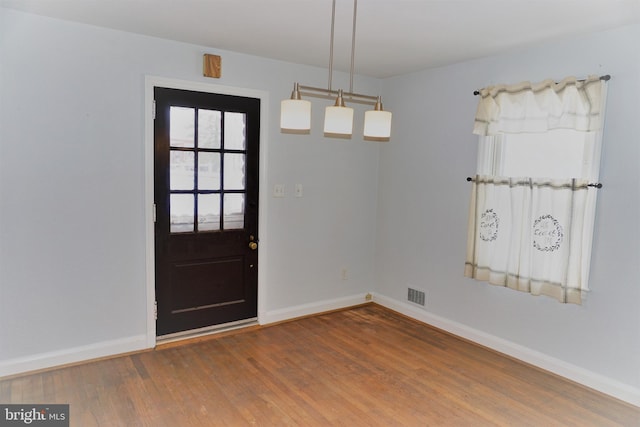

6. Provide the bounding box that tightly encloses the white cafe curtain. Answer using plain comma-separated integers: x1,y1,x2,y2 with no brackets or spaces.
465,176,591,304
465,75,607,304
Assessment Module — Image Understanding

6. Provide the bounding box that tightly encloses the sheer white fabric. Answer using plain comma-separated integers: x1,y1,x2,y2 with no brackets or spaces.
473,76,606,136
465,176,590,304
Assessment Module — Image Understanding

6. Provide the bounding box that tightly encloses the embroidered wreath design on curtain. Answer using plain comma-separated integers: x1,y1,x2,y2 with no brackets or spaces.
479,209,499,242
533,214,563,252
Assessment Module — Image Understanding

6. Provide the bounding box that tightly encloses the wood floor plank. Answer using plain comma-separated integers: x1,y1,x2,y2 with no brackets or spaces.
1,304,638,426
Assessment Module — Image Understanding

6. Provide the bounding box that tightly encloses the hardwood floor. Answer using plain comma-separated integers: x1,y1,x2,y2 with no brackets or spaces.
2,304,638,426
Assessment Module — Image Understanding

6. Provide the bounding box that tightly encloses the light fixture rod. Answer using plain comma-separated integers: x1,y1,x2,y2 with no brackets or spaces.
328,0,336,92
349,0,357,93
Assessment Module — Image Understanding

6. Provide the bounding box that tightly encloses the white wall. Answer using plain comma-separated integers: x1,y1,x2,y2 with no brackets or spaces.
375,24,640,399
0,8,380,370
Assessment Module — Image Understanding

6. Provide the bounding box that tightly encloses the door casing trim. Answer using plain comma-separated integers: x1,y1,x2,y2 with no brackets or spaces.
144,75,269,348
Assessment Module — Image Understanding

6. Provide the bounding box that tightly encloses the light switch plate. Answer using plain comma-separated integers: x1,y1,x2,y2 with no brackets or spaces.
294,184,303,197
274,184,285,198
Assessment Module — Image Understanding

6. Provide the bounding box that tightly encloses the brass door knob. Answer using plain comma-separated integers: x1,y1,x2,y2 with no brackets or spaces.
249,242,258,250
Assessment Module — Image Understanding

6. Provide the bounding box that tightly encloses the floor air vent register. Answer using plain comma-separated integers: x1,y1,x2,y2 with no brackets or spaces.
408,287,426,306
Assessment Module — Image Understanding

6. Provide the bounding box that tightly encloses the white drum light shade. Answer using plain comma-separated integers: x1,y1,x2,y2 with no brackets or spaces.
280,99,311,131
324,106,354,135
281,83,311,131
363,96,392,138
364,110,392,138
323,90,354,135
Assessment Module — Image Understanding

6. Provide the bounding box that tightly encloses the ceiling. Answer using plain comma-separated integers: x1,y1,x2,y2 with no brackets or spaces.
2,0,639,78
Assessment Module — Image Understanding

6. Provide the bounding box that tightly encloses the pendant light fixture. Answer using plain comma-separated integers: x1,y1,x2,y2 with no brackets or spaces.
280,0,392,140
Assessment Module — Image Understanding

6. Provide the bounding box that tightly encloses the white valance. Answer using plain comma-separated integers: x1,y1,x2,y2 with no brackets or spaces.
473,75,606,136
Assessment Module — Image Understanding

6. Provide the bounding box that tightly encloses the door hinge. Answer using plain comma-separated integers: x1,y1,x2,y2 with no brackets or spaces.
153,203,157,223
154,300,158,320
152,100,156,120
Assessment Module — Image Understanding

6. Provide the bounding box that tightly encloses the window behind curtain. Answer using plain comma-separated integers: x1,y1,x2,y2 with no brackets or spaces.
466,76,608,304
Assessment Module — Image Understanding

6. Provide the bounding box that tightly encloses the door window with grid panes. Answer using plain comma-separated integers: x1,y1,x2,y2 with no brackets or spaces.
169,107,247,233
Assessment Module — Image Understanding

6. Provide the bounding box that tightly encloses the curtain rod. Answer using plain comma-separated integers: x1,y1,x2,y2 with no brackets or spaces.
472,74,610,96
466,177,602,188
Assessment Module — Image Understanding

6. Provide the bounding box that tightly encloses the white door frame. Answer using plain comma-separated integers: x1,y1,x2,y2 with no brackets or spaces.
143,76,270,347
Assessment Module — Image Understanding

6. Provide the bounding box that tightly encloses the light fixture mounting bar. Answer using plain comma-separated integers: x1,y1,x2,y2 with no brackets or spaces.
298,84,378,106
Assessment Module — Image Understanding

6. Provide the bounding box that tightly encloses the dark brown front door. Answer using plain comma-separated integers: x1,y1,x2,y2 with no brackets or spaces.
154,87,260,336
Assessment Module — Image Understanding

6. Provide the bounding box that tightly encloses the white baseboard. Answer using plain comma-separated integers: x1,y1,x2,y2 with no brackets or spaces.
0,334,149,378
372,293,640,408
260,293,368,325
